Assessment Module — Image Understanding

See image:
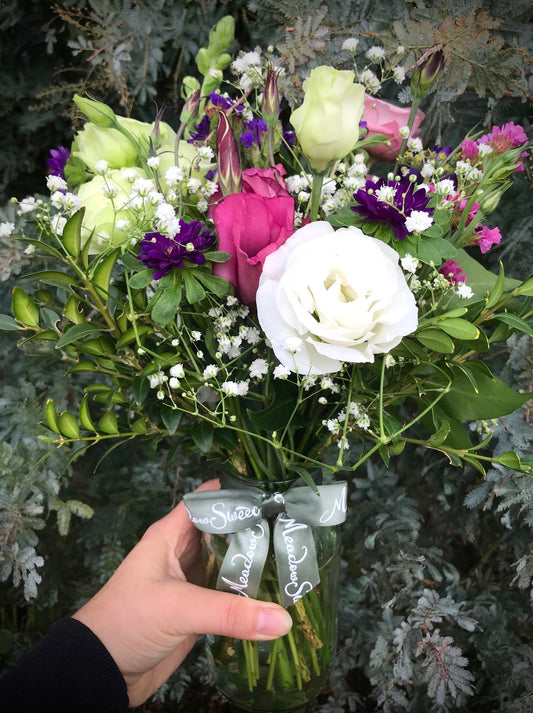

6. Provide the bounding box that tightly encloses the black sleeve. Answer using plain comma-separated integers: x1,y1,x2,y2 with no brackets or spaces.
0,617,129,713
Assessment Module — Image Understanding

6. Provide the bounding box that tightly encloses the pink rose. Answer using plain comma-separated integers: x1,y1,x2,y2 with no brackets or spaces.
209,164,290,212
362,95,425,162
212,191,295,305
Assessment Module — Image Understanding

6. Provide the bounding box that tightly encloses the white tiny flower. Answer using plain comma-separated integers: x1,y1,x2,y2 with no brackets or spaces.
196,350,204,359
156,390,165,400
325,419,341,434
376,185,396,203
19,197,38,213
349,402,360,417
396,45,405,55
421,162,435,178
318,396,328,404
273,364,291,379
24,244,36,255
407,137,423,152
385,354,396,368
46,175,67,193
116,219,130,231
171,338,180,346
360,69,381,94
249,358,269,379
401,254,419,273
147,156,160,169
198,146,214,161
122,168,138,182
456,283,474,299
435,179,456,196
285,336,303,353
169,377,180,389
102,183,119,199
405,210,434,233
0,222,15,237
203,364,219,379
366,46,385,61
94,159,109,175
165,166,185,186
392,66,406,83
187,178,202,193
342,37,358,52
356,413,371,430
169,363,185,378
191,330,202,341
399,125,410,138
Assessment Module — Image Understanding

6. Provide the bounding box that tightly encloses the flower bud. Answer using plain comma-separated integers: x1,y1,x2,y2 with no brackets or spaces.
73,94,117,128
216,111,242,196
411,49,445,100
262,69,280,129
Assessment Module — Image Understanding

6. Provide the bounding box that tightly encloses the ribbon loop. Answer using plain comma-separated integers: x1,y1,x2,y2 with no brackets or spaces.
184,480,347,608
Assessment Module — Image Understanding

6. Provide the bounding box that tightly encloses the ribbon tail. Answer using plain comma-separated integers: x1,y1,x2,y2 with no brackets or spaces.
273,514,319,609
216,519,270,600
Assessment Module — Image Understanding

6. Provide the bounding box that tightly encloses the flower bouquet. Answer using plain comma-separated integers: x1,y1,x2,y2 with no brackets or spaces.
2,15,532,711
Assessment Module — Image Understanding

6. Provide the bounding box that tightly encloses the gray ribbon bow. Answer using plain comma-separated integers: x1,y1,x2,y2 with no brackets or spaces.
183,481,347,608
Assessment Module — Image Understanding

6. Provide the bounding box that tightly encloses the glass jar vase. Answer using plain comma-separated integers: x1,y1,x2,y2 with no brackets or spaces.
203,522,341,712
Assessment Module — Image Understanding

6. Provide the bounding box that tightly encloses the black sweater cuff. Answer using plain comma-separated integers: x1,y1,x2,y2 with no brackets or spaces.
0,617,129,713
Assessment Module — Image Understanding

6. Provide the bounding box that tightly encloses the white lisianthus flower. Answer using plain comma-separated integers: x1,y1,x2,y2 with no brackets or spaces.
256,222,418,375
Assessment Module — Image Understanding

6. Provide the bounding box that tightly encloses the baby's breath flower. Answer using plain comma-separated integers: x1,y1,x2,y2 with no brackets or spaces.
456,283,474,299
170,363,185,378
46,175,67,193
392,66,406,83
147,156,160,169
360,69,381,94
203,364,219,379
274,364,291,379
0,222,15,237
94,159,109,175
165,167,185,186
342,37,358,52
401,254,419,273
249,358,268,378
365,46,385,61
18,197,38,213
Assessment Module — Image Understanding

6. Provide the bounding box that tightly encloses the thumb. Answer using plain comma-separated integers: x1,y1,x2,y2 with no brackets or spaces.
175,582,292,641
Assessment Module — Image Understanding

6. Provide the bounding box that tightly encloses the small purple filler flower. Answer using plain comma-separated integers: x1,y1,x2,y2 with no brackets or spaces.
352,176,433,241
46,146,70,179
137,220,216,279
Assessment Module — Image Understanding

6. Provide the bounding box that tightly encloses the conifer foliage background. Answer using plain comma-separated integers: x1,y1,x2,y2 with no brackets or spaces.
0,1,532,711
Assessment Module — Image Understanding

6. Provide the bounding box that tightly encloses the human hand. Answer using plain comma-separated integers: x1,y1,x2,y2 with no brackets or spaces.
72,480,292,707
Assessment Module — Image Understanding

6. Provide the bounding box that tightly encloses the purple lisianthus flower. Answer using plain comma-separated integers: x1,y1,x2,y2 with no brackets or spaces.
282,130,295,148
239,118,267,148
137,220,216,279
46,146,70,179
352,177,434,240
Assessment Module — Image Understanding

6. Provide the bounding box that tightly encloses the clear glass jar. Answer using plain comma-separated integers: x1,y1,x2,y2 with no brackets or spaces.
203,520,341,712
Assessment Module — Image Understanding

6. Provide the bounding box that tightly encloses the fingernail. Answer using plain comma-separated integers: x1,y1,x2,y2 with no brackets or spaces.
256,605,293,637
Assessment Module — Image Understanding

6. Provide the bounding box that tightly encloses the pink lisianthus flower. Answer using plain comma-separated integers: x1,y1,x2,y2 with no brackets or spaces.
362,95,425,162
472,224,502,254
212,190,295,305
210,164,290,210
440,259,467,285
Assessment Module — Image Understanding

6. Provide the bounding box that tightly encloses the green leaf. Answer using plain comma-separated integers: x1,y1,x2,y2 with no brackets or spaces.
98,410,119,434
204,250,231,263
55,322,102,349
64,296,86,324
440,364,530,420
515,274,533,296
79,395,96,432
46,399,61,434
128,269,155,289
161,405,182,435
496,451,524,471
0,314,22,331
58,411,80,439
428,420,451,447
190,421,214,453
116,325,152,349
462,454,486,476
151,284,182,325
62,208,84,258
416,328,455,353
288,464,319,494
194,270,229,297
490,313,532,336
67,360,98,374
131,377,150,404
183,271,206,303
92,248,119,300
485,262,506,309
22,270,79,288
438,318,480,340
12,287,39,328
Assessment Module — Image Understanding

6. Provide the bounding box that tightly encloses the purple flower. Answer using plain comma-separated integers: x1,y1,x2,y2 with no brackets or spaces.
46,146,70,179
239,118,267,148
282,130,295,148
351,177,434,240
137,220,216,279
188,115,211,143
